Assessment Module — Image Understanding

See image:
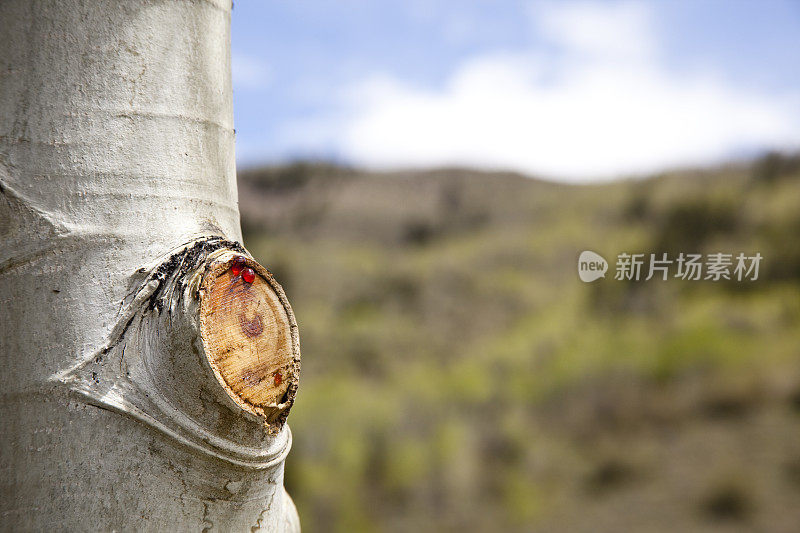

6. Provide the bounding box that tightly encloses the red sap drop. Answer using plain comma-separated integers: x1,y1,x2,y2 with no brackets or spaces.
273,372,283,386
242,267,255,284
231,255,246,276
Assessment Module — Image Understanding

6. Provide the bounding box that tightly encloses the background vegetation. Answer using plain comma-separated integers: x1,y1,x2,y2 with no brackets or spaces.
239,153,800,532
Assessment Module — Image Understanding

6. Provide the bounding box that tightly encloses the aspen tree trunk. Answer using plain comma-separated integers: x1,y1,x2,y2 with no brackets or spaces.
0,1,301,530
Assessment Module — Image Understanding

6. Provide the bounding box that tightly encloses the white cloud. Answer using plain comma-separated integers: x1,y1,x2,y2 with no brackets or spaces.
535,1,655,63
284,1,800,181
232,53,271,90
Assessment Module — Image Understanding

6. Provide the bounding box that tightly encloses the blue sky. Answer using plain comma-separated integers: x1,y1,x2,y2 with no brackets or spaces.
231,0,800,181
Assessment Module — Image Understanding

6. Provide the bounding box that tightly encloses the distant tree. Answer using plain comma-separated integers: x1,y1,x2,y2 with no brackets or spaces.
752,150,800,183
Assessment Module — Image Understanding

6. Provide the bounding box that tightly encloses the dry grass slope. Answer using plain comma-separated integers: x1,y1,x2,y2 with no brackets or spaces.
239,154,800,533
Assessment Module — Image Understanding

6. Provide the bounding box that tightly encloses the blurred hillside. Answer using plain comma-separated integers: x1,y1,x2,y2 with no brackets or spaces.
239,153,800,533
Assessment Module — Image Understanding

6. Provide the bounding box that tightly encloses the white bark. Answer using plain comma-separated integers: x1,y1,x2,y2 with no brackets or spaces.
0,1,300,530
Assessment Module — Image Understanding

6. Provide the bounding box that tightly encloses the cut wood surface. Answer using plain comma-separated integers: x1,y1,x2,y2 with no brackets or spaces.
200,253,299,428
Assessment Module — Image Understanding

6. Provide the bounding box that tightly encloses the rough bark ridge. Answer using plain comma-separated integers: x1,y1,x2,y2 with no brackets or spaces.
0,0,300,530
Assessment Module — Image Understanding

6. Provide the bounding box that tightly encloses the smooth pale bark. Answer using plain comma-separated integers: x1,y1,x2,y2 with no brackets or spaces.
0,1,300,530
